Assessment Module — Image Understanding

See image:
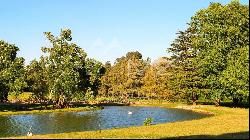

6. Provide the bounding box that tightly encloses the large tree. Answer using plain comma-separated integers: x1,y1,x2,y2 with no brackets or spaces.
141,57,173,100
190,1,249,105
0,40,26,102
98,61,112,97
125,52,149,98
168,28,205,105
168,0,249,105
41,29,88,108
99,51,149,100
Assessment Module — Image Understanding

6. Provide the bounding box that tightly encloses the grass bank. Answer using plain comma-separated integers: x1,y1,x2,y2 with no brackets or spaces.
0,103,102,116
4,101,249,139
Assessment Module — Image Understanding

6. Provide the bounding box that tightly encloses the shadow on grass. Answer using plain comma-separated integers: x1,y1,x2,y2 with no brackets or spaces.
0,103,47,112
161,131,249,139
196,101,249,109
0,102,91,112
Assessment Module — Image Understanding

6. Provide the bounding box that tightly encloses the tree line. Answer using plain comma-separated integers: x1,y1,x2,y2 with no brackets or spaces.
0,1,248,108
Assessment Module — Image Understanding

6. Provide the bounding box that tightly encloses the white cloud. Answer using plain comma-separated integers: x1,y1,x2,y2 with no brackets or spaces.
99,37,123,57
107,37,122,49
89,36,125,64
91,36,123,53
92,37,105,47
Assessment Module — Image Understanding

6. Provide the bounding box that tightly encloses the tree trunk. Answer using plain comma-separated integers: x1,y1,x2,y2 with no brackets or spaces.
214,98,220,107
192,99,197,105
191,93,198,105
56,100,66,109
56,94,67,108
2,91,8,103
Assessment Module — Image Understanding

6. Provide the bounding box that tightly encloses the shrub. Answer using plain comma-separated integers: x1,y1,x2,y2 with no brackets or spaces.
84,88,95,101
7,93,18,103
17,92,33,102
143,117,153,126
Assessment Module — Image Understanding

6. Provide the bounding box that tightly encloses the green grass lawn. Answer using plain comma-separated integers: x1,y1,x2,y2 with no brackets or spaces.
3,101,249,139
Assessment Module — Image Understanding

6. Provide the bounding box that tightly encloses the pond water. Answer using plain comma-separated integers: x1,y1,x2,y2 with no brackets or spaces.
0,106,210,137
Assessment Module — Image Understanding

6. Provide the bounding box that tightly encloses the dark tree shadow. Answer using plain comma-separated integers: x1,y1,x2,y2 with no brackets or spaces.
0,102,90,112
0,102,129,112
196,101,249,109
160,131,249,139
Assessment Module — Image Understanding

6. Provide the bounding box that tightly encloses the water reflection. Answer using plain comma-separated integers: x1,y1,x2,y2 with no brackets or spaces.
0,106,209,137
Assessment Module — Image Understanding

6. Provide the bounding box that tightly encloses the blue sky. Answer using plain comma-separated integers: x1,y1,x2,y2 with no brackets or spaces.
0,0,249,65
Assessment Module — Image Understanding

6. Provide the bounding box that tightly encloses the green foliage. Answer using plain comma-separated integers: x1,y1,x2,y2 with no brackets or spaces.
17,92,33,102
143,117,153,126
219,47,249,104
7,93,17,103
168,29,204,104
189,1,249,104
99,51,149,99
85,58,105,97
41,29,88,108
0,40,27,102
84,87,95,101
25,58,48,102
7,92,33,103
168,1,249,105
141,57,173,100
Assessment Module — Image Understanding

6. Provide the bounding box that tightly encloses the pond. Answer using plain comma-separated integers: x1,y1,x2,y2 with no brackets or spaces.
0,106,210,137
